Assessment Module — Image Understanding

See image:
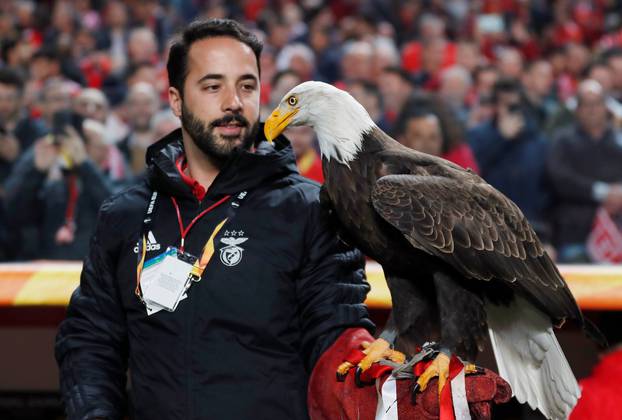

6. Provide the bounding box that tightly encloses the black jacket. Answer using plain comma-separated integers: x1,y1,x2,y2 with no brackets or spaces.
55,128,374,419
547,125,622,246
4,149,114,260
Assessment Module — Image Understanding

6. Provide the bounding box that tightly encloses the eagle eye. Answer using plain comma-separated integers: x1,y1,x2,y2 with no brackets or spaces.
287,96,298,106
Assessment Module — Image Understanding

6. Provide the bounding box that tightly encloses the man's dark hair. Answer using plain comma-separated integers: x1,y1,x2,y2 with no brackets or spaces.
382,66,414,86
0,67,24,92
167,19,263,97
492,77,522,104
32,46,61,62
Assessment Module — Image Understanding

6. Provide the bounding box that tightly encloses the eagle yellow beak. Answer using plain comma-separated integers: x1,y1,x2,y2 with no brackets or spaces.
264,107,298,143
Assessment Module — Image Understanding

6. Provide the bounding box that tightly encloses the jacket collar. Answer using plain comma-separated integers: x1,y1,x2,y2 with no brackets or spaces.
146,124,298,201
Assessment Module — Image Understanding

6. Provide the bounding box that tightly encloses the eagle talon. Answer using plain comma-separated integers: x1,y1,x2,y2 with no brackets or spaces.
336,361,354,381
411,382,421,405
354,366,375,387
416,352,451,397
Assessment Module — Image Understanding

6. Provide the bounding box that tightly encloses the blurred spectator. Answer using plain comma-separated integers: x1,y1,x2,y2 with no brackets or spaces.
36,78,74,131
118,82,160,176
97,0,130,73
345,80,388,131
547,80,622,263
468,78,551,240
73,87,109,123
378,66,414,131
606,48,622,102
401,13,456,76
371,36,400,81
0,68,46,175
496,47,524,80
275,43,316,81
284,125,323,183
395,92,479,173
126,27,159,69
521,59,557,130
339,41,374,83
4,113,113,260
438,65,472,124
151,108,179,140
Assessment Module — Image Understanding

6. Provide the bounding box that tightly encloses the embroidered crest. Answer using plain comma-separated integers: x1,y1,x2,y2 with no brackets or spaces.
219,230,248,266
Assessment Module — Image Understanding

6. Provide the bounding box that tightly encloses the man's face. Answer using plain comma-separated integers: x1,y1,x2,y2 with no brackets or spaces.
127,91,158,131
0,83,20,123
495,91,522,118
526,62,553,98
401,115,443,156
169,37,260,164
577,90,608,132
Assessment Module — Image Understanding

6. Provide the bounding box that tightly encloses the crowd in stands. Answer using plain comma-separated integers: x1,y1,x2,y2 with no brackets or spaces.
1,0,622,264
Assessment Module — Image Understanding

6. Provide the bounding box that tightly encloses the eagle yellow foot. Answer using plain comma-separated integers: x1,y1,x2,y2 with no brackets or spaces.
336,338,406,383
413,353,479,398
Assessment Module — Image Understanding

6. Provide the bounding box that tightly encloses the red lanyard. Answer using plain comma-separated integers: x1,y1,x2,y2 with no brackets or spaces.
170,195,231,252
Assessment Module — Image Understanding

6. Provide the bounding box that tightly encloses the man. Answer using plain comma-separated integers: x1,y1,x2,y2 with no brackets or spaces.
521,59,557,130
547,80,622,262
117,82,161,176
55,19,373,419
468,78,551,241
438,65,472,124
0,67,47,181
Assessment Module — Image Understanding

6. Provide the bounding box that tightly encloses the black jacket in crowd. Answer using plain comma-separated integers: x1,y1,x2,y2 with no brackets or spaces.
4,148,114,260
547,125,622,246
55,127,374,419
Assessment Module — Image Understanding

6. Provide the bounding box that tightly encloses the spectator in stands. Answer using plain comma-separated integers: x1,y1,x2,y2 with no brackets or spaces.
97,1,131,73
497,47,524,80
606,48,622,102
345,80,388,131
468,78,551,240
395,92,479,172
547,80,622,262
0,68,46,177
118,82,160,176
521,59,557,130
378,66,414,132
4,113,113,260
126,27,159,70
151,108,179,140
438,65,472,124
36,78,75,133
73,88,109,123
275,43,316,81
339,41,374,84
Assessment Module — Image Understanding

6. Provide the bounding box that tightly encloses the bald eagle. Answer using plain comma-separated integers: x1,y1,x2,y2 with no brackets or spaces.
264,81,602,420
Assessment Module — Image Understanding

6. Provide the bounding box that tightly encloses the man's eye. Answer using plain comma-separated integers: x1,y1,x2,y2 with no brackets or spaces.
241,84,256,91
202,85,219,91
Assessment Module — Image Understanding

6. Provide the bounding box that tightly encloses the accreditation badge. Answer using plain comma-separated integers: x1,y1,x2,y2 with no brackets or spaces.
139,247,197,315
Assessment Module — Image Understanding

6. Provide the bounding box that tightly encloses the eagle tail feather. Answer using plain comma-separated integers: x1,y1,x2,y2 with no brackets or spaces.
486,297,580,420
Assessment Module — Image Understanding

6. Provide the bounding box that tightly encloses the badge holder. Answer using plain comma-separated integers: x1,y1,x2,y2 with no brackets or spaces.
140,247,197,315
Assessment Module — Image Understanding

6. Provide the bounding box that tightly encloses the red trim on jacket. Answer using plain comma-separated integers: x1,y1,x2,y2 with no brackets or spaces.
175,156,206,201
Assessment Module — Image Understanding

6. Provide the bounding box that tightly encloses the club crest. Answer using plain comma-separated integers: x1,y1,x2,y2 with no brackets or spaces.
219,230,248,267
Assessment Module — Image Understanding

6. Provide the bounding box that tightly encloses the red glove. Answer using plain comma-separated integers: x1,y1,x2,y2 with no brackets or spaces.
308,328,512,420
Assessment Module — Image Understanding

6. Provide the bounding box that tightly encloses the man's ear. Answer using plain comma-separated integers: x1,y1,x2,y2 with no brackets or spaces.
168,87,182,117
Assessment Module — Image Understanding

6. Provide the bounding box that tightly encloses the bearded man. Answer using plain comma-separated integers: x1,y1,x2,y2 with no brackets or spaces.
55,19,373,419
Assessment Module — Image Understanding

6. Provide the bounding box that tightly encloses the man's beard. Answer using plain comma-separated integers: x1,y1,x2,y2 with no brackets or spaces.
180,102,259,167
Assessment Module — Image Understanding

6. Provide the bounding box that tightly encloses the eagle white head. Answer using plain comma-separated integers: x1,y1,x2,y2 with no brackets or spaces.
264,81,376,164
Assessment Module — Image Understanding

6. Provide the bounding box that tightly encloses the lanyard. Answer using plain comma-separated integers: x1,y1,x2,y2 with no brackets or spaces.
171,195,230,253
135,190,247,299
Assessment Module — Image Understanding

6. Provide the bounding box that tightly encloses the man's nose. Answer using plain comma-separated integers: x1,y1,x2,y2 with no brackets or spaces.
222,88,243,113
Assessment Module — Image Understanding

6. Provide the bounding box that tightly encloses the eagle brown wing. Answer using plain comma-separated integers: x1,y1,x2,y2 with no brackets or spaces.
371,172,581,322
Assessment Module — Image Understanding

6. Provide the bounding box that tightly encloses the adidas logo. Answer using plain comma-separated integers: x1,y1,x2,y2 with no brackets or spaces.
133,231,162,253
